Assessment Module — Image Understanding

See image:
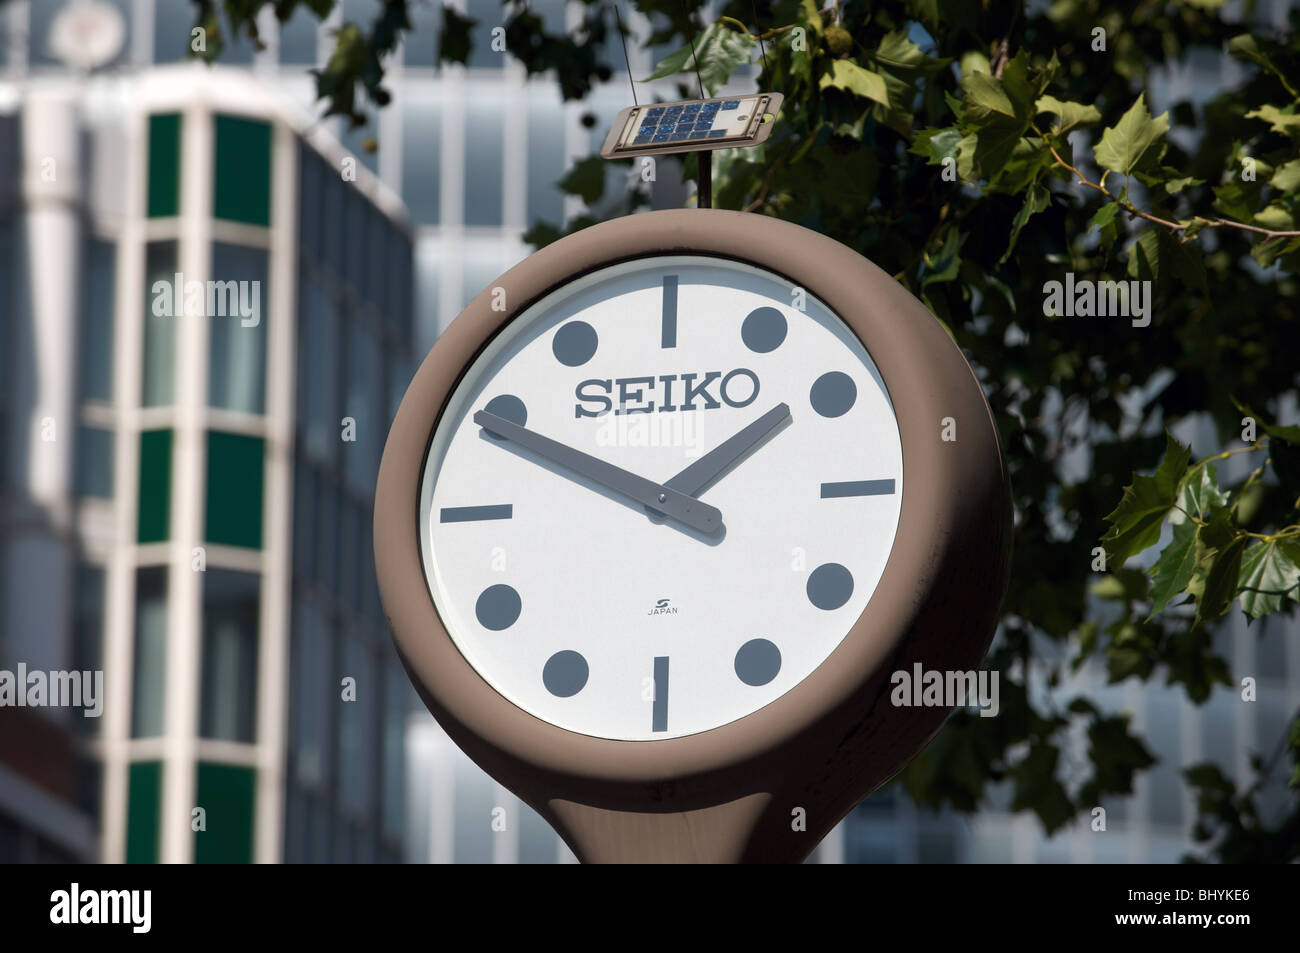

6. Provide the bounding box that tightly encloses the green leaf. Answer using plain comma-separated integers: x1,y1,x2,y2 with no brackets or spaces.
1001,183,1050,263
921,227,965,286
1269,159,1300,192
1186,506,1248,625
956,51,1041,180
1094,93,1170,178
1237,538,1300,620
1126,228,1208,296
1149,519,1198,617
1035,95,1101,133
1102,433,1192,563
557,156,606,204
909,127,962,166
819,60,890,106
1244,105,1300,137
644,23,755,97
439,8,476,65
874,29,950,73
1089,202,1122,256
1180,464,1229,518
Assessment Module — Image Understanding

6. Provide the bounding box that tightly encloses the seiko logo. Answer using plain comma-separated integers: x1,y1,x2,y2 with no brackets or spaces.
575,369,759,418
648,598,678,616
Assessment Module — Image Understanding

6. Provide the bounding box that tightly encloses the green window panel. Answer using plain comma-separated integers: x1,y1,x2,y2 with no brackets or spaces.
194,763,256,863
126,761,163,864
147,114,182,218
137,428,173,543
205,431,264,549
213,115,272,226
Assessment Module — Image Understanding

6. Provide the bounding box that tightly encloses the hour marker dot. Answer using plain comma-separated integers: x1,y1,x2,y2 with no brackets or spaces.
807,563,854,610
741,307,787,353
482,394,527,441
552,320,599,366
735,639,782,686
543,650,589,697
475,584,521,630
810,371,857,418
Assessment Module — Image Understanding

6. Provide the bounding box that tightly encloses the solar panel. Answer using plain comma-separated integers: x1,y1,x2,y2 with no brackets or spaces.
599,93,783,159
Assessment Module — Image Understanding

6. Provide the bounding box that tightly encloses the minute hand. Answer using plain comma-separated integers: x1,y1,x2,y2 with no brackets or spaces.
474,411,722,533
663,402,792,497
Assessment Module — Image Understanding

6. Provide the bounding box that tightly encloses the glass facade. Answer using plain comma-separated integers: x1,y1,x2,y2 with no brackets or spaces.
146,114,182,218
81,238,115,401
137,428,172,543
142,241,177,406
194,763,256,863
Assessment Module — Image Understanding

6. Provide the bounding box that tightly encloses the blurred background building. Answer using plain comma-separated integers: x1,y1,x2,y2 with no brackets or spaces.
1,0,1296,864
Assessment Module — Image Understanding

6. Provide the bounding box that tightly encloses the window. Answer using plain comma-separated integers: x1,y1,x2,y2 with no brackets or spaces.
298,146,323,264
131,568,168,738
466,0,506,69
194,763,256,863
137,429,172,543
403,0,440,67
366,206,390,314
126,761,163,864
323,174,346,274
338,497,362,613
146,115,182,218
143,241,177,406
315,475,339,592
453,757,494,862
205,431,265,549
297,279,339,463
382,660,407,842
73,564,106,737
338,632,375,817
154,0,197,62
527,95,566,228
344,186,368,291
401,100,441,225
291,597,332,788
519,803,557,864
213,115,272,227
464,96,504,226
200,570,261,743
344,319,381,493
279,6,319,64
208,243,268,414
81,238,115,401
76,426,114,499
292,463,317,582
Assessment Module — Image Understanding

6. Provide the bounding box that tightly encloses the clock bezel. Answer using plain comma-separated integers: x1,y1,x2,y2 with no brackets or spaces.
375,209,1011,848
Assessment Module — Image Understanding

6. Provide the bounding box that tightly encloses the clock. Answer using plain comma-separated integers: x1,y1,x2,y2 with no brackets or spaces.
376,209,1011,862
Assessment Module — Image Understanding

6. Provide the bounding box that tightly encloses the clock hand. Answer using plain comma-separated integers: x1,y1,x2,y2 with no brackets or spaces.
474,410,722,533
663,402,792,498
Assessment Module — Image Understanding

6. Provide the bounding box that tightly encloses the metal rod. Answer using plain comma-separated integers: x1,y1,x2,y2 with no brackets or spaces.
698,150,712,209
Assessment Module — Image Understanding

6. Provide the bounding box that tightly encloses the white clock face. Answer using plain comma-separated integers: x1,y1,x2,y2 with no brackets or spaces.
418,255,903,741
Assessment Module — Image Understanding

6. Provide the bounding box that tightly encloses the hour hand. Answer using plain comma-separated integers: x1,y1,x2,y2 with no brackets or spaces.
474,411,722,533
664,402,792,497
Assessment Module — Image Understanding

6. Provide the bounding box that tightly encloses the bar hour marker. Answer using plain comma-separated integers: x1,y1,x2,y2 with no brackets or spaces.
439,504,513,523
652,656,669,732
820,480,896,498
661,275,678,348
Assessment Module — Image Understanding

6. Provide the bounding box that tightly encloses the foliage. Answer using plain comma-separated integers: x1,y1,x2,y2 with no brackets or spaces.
191,0,1300,862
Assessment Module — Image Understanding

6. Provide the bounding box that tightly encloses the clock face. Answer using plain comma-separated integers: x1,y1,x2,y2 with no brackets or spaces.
418,255,903,741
